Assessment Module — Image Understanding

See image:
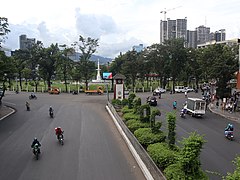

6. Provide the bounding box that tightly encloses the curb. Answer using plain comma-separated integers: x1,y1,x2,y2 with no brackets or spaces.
106,105,154,180
0,106,15,121
208,105,240,123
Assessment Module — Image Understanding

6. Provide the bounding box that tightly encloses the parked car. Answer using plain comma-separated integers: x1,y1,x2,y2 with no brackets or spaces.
174,86,186,93
146,96,157,106
153,87,166,96
184,87,194,92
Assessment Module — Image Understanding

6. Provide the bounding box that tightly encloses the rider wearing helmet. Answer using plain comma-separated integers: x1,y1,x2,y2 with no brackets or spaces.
55,127,63,140
49,106,53,113
31,137,41,153
225,123,234,131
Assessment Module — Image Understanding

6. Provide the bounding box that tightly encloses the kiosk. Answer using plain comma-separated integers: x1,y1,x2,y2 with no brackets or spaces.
113,73,126,100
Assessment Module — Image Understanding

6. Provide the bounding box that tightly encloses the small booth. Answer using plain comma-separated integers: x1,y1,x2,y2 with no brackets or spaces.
113,73,126,100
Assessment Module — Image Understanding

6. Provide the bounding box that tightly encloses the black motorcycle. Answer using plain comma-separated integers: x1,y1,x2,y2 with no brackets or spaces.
225,131,234,141
33,144,40,160
50,111,54,118
29,95,37,100
58,132,64,145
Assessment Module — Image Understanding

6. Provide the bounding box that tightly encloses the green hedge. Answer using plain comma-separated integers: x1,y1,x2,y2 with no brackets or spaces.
122,106,134,114
147,143,179,170
126,119,149,133
123,112,140,121
134,128,166,147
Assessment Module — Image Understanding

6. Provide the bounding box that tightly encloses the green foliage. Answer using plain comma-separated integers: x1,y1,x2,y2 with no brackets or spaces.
147,143,179,170
139,104,151,122
126,119,149,133
123,112,139,122
167,112,176,149
122,106,134,114
111,99,122,106
121,98,128,106
164,163,186,180
225,156,240,180
179,132,207,178
150,108,161,128
134,128,166,147
128,93,136,109
133,97,141,113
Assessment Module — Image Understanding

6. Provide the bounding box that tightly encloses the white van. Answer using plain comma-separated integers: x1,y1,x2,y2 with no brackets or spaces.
174,86,185,93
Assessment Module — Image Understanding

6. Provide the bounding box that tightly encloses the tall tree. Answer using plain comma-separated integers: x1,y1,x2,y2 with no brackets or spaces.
39,43,60,89
56,45,74,92
121,50,140,89
0,17,10,48
74,35,99,89
0,52,15,103
12,49,30,90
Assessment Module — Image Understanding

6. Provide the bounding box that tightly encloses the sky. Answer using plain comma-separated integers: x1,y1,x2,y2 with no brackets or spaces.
1,0,240,58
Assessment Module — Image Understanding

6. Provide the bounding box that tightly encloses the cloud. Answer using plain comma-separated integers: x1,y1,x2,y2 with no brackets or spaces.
74,8,118,39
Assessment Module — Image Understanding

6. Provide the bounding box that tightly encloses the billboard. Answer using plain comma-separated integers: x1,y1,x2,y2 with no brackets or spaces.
103,72,113,79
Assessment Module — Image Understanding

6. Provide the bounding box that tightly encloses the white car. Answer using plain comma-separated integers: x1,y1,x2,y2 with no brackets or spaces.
153,87,166,95
184,87,194,92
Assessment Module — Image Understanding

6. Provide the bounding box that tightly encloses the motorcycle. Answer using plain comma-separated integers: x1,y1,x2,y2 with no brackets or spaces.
26,105,30,111
180,111,185,118
58,132,64,145
33,144,40,160
29,95,37,100
225,131,234,141
49,111,54,118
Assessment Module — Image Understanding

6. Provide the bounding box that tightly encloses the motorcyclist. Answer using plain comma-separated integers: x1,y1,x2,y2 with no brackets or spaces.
31,92,36,98
49,106,53,114
26,101,30,111
225,123,234,136
173,101,177,109
31,137,41,153
55,127,64,140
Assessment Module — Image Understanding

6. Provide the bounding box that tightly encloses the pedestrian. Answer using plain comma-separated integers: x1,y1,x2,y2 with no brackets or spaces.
159,91,161,99
216,100,219,109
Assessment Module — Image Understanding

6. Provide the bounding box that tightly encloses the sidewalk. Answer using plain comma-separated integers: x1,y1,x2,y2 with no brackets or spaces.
209,103,240,122
0,105,15,121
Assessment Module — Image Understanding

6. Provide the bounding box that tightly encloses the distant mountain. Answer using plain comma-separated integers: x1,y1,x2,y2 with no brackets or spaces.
70,52,113,64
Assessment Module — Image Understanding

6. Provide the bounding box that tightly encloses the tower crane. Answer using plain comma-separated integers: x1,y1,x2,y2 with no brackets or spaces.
160,6,182,21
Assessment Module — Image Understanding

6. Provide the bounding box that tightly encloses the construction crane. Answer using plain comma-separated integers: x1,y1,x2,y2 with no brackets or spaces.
160,6,182,21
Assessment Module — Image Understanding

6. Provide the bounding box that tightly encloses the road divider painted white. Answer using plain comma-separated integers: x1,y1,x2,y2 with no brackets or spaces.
106,105,154,180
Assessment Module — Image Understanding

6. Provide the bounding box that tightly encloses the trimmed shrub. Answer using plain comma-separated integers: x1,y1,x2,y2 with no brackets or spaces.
126,119,149,133
134,128,166,147
111,99,122,105
122,106,134,114
121,98,128,106
123,112,139,122
147,143,179,170
164,163,185,180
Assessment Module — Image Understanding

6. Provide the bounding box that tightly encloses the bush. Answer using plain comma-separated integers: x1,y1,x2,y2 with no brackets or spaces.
122,106,134,114
164,163,185,180
111,99,122,106
126,119,149,133
121,98,128,106
134,128,166,147
123,112,139,122
147,143,179,170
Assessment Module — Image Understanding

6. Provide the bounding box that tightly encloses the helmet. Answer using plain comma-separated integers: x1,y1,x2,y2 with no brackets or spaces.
34,137,37,141
50,106,52,108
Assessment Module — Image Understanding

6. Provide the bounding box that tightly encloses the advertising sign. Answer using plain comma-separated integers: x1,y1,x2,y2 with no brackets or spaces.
103,72,112,79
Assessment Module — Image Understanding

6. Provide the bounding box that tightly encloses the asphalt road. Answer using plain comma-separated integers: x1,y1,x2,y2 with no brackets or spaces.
0,92,145,180
137,91,240,180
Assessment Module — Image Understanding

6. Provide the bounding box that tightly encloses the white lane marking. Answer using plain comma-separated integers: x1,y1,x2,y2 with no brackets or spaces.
0,107,15,121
